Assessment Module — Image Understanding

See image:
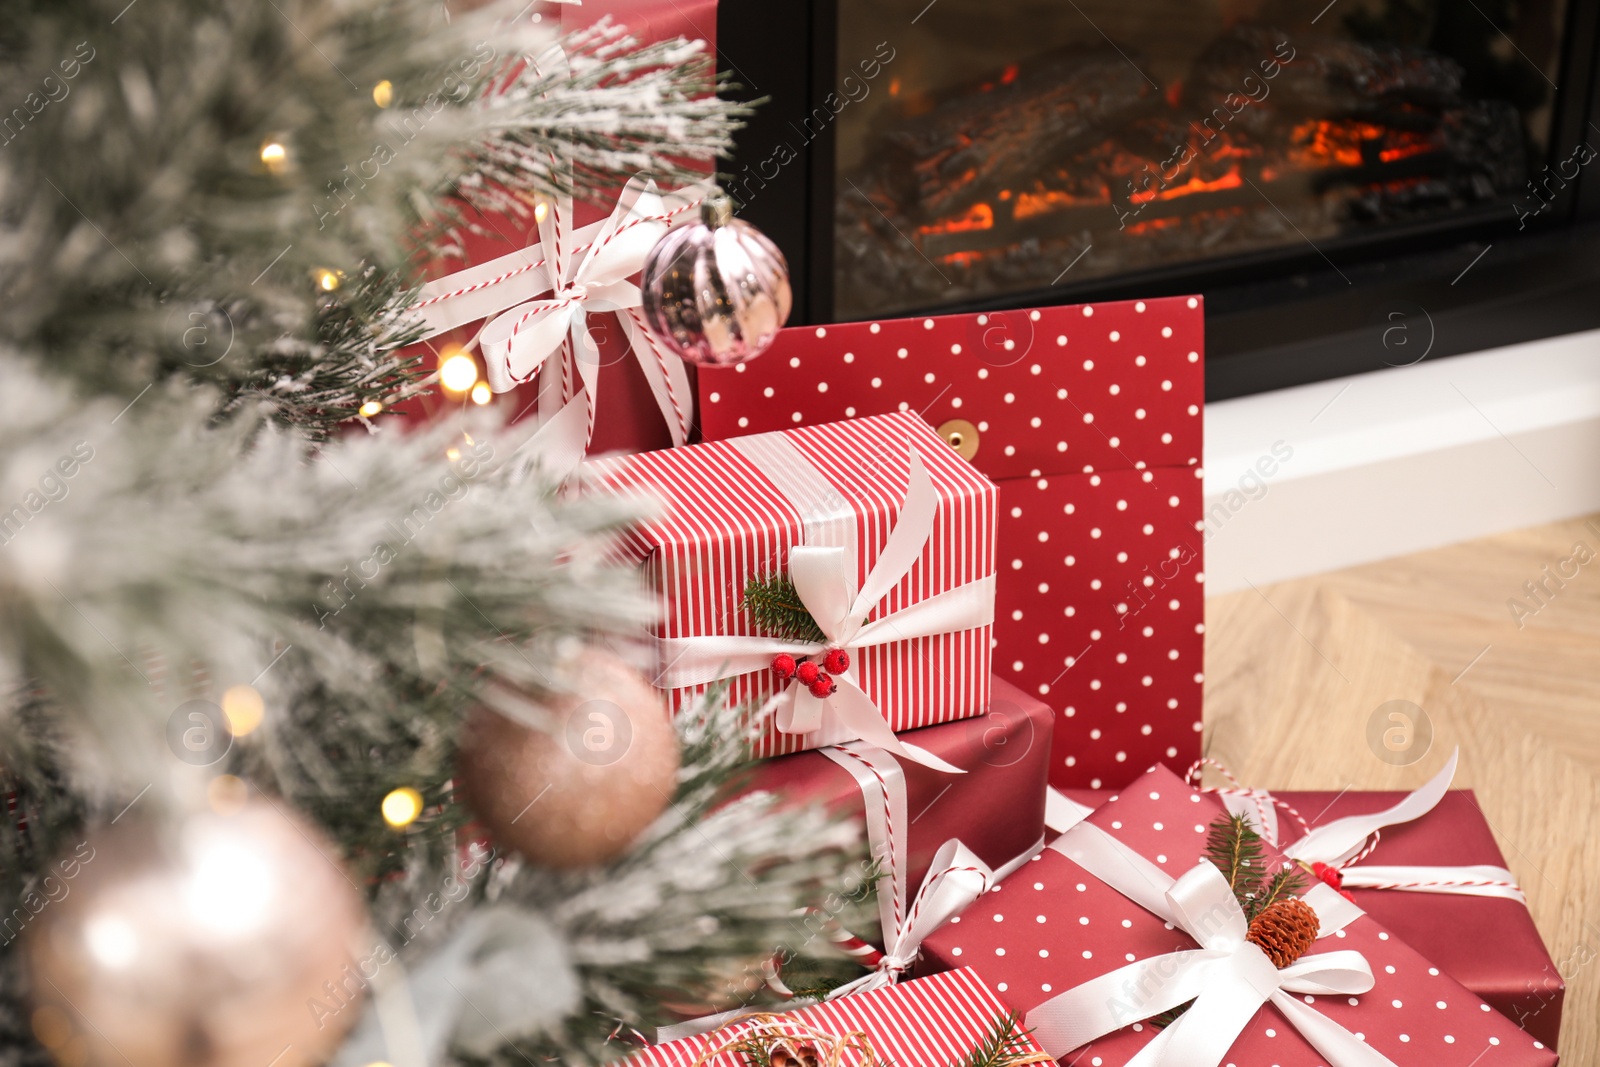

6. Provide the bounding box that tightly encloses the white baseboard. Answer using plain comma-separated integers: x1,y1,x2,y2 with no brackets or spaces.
1202,328,1600,595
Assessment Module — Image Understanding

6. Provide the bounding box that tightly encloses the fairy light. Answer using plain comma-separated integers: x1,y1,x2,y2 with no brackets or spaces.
470,381,492,405
359,400,384,418
439,350,479,393
534,200,549,224
314,268,342,292
382,787,424,829
221,685,265,736
446,447,461,461
259,139,288,174
207,774,249,817
372,80,394,108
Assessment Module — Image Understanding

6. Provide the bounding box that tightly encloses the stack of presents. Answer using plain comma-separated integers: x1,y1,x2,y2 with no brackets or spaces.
413,11,1565,1049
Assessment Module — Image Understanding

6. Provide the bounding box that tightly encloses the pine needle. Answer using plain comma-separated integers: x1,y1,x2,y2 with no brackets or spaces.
743,572,827,643
1203,812,1266,909
957,1013,1039,1067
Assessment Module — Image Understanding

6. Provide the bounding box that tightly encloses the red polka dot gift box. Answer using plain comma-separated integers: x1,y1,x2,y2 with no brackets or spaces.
916,765,1557,1067
589,411,998,764
697,299,1205,790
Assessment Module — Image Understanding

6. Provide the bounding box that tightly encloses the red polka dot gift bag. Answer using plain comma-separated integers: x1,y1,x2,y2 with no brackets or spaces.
697,298,1205,789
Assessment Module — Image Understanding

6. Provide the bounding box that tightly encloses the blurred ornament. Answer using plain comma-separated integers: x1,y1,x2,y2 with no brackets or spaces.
26,802,367,1067
456,647,678,868
639,192,791,367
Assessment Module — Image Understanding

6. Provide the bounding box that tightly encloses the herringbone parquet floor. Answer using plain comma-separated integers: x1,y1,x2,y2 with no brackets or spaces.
1204,512,1600,1063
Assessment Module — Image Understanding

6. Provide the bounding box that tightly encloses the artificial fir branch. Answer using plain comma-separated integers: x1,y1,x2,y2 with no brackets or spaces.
1203,812,1266,909
743,573,828,643
1249,865,1310,921
958,1013,1041,1067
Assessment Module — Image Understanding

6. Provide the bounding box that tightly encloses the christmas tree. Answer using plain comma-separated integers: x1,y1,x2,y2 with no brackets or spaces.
0,2,863,1064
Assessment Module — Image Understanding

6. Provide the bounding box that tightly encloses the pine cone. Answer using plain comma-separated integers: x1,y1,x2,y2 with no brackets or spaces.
1246,898,1320,968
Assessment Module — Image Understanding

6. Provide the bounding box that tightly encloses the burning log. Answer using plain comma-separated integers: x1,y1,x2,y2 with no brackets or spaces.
874,44,1157,220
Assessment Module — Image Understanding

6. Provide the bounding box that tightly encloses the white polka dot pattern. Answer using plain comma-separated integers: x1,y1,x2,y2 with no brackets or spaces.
696,298,1206,788
918,766,1557,1067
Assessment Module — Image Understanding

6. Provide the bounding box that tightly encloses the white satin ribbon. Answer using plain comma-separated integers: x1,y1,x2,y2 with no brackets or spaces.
1027,821,1393,1067
1044,787,1096,834
820,743,1041,999
414,169,712,453
655,442,994,772
1258,750,1525,904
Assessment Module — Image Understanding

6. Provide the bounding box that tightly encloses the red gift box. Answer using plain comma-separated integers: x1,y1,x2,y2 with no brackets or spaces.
1270,788,1565,1049
919,766,1557,1066
592,411,997,764
1052,754,1568,1051
735,677,1053,903
404,0,720,457
697,299,1206,790
629,968,1048,1067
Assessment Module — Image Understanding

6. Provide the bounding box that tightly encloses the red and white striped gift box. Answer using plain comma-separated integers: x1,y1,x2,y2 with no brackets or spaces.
593,411,997,761
627,968,1040,1067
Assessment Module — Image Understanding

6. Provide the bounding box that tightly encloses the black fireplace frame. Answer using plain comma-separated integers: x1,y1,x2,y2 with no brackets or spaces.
717,2,1600,401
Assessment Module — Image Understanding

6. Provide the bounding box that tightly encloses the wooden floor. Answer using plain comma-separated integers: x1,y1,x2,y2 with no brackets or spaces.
1204,511,1600,1063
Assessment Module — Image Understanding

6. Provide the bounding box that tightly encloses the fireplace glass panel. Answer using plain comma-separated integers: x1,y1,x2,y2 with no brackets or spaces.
833,0,1568,319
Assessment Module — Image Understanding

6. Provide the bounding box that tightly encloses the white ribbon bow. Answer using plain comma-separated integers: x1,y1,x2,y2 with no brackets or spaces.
819,744,1041,998
1028,822,1395,1067
655,449,995,773
1217,750,1525,903
413,169,711,464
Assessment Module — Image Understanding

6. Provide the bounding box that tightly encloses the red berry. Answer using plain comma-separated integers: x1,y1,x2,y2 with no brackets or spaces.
771,653,797,680
795,661,820,685
808,672,836,699
1312,862,1344,890
823,648,850,674
1339,889,1357,903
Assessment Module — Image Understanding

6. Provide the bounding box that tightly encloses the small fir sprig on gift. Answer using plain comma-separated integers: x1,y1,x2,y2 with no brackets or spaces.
743,572,828,644
1151,812,1315,1029
957,1013,1052,1067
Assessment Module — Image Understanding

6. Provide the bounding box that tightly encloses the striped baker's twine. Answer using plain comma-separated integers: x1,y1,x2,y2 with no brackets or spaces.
1185,756,1312,841
833,746,902,935
415,182,699,311
1351,872,1526,893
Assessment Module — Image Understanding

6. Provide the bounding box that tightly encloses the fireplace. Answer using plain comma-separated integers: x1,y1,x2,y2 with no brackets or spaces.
718,0,1600,398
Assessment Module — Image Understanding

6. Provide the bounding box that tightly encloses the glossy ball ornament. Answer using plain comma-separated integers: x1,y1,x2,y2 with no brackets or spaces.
457,648,679,868
25,802,368,1067
640,193,792,367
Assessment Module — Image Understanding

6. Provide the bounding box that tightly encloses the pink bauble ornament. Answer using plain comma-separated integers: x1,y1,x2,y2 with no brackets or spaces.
456,648,679,869
25,802,368,1067
640,193,792,367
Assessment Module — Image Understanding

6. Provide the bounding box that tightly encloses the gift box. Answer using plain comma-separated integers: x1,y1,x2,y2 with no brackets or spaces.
630,968,1050,1067
404,0,721,458
919,765,1557,1066
697,299,1206,789
1052,757,1568,1049
593,411,998,765
1272,787,1565,1048
735,676,1053,899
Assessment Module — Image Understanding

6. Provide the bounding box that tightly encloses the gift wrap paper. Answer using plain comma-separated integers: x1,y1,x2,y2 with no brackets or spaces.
732,677,1053,894
595,411,997,759
697,299,1206,789
921,766,1557,1066
627,968,1046,1067
1277,789,1565,1049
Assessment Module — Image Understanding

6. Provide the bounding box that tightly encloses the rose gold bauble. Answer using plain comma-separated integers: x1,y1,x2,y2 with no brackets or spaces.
457,648,679,868
639,193,792,367
26,801,368,1067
